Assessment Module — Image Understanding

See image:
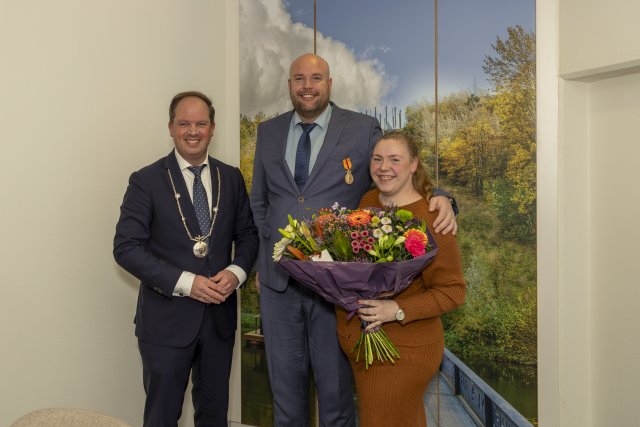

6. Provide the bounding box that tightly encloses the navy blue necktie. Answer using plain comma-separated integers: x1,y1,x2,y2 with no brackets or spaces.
294,122,317,190
188,165,210,236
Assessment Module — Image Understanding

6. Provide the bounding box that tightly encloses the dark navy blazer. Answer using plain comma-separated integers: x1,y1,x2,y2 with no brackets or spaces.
114,152,258,347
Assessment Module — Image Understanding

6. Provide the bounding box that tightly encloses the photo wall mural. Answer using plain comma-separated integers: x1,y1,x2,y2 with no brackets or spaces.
239,1,536,425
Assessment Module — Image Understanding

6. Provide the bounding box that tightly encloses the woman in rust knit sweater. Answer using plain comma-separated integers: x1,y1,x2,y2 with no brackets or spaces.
336,130,466,427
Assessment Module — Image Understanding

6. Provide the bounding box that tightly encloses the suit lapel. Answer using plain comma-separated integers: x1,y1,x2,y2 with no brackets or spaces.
207,155,221,227
307,104,345,185
276,111,299,190
163,153,201,238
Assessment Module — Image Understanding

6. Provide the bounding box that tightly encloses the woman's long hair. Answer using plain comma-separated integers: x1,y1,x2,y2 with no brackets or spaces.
377,130,433,200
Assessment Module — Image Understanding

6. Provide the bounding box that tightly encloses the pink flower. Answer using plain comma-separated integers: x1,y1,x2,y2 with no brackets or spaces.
404,229,428,257
405,238,426,257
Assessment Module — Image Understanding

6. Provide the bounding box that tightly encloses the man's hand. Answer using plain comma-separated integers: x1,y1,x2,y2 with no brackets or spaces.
189,275,226,304
210,270,240,299
429,195,457,235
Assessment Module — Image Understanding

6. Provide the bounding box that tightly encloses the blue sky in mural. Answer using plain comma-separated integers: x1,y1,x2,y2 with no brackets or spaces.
239,0,534,116
286,0,534,109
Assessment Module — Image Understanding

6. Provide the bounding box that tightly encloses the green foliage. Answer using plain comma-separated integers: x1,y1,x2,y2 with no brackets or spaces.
442,184,537,366
486,178,536,243
240,112,274,193
483,25,537,220
440,106,502,196
240,272,260,331
405,91,486,174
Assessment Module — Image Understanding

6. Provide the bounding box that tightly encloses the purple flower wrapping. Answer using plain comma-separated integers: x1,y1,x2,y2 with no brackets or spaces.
278,244,438,312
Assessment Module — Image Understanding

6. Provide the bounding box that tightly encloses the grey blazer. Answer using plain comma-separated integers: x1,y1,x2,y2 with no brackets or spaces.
251,103,382,291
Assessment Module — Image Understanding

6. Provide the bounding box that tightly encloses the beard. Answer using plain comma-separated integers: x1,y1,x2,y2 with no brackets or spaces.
290,93,330,121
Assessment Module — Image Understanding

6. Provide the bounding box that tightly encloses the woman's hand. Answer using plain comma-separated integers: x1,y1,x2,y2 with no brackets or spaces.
357,299,401,331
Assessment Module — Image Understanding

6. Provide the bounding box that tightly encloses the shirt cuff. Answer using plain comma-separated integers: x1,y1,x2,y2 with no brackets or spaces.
173,271,195,297
225,264,247,289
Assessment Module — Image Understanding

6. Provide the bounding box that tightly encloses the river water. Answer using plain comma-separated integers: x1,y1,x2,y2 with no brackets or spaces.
459,356,538,422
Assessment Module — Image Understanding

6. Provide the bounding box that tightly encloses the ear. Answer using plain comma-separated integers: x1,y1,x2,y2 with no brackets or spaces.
168,121,174,137
410,157,418,173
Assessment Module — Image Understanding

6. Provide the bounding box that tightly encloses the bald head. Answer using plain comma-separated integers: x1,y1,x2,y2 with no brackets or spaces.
288,53,333,122
289,53,331,78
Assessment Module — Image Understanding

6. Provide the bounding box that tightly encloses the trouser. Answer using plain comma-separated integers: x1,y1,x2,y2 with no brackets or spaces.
260,280,356,427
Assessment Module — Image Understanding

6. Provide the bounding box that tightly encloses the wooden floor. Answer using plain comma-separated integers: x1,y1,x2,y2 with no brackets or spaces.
231,373,477,427
425,374,478,427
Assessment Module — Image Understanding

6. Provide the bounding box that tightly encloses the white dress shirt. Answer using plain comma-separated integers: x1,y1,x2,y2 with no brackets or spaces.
172,149,247,296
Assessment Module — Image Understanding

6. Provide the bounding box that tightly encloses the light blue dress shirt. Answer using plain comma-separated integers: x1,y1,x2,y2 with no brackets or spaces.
285,104,333,178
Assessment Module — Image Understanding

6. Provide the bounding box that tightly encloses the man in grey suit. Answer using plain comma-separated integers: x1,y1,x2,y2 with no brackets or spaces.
250,53,457,426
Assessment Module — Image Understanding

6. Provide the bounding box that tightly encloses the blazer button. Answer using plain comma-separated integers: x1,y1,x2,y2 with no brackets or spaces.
298,196,304,203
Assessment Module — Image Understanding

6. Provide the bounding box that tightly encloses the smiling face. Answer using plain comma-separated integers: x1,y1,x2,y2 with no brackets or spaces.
370,137,419,203
168,96,215,166
288,54,332,122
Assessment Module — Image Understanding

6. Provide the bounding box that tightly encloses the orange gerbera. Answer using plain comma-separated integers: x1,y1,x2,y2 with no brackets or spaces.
404,229,428,244
346,210,372,226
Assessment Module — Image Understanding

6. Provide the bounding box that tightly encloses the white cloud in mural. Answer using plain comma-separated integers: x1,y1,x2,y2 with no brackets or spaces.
240,0,389,117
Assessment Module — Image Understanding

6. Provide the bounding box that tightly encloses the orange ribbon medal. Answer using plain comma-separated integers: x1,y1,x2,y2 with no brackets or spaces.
342,157,354,184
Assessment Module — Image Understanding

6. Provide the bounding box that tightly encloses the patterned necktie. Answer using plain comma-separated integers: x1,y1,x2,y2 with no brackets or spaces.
187,165,210,236
294,122,318,190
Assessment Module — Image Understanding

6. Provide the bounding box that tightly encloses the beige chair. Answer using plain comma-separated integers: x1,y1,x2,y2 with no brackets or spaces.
10,408,131,427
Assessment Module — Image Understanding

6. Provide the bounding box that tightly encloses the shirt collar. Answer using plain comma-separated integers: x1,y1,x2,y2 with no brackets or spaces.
293,103,332,130
174,149,209,172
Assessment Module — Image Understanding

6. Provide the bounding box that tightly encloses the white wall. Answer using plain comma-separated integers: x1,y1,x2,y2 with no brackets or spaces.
0,1,240,425
588,73,640,426
539,0,640,426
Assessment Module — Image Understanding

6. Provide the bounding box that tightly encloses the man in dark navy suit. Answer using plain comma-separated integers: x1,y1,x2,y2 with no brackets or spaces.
114,91,258,427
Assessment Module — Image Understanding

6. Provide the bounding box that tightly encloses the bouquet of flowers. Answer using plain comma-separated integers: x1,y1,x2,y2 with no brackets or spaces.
273,203,438,368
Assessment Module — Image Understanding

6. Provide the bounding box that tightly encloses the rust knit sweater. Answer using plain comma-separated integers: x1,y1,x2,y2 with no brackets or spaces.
336,189,466,427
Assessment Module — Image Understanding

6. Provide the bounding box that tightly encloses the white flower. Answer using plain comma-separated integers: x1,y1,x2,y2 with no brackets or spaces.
373,228,384,238
381,224,393,234
273,236,293,261
380,217,392,225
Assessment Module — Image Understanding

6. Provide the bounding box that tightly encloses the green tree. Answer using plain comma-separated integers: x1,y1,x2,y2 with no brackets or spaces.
483,25,536,234
239,112,271,193
404,91,487,178
440,106,502,196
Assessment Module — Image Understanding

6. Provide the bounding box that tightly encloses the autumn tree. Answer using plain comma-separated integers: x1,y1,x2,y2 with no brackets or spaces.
404,91,486,177
483,25,536,240
440,105,502,196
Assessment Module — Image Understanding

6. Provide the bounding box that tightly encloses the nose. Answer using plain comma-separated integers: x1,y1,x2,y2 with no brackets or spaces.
187,124,198,134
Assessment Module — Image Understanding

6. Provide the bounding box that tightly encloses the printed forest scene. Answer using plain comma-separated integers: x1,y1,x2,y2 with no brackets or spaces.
239,1,536,425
